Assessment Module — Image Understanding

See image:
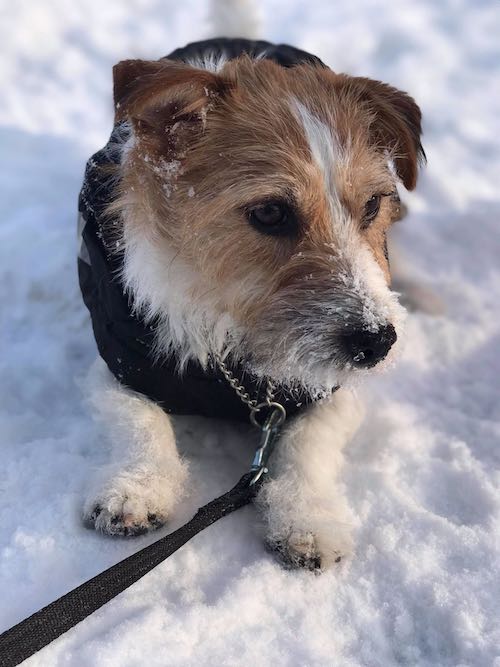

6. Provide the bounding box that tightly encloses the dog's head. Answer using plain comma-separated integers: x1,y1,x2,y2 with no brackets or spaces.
111,55,424,394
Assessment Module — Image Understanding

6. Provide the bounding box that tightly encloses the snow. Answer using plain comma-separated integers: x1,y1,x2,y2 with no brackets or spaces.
1,1,500,665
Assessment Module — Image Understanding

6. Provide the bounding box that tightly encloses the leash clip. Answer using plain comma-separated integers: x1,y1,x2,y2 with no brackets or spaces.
249,404,286,486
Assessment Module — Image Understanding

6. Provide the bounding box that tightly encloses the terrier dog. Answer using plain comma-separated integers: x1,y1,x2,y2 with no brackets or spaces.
78,37,424,570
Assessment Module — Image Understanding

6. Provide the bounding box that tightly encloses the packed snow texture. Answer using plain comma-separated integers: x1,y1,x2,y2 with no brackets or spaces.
1,1,500,665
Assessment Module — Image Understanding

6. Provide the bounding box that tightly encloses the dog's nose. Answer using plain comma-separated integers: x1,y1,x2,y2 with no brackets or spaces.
343,324,397,368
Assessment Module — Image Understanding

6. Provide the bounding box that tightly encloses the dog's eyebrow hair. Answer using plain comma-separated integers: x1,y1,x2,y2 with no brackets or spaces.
290,99,348,222
240,188,298,211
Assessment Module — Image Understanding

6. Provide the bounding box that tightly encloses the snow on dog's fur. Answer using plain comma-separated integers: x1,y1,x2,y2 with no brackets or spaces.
84,49,424,569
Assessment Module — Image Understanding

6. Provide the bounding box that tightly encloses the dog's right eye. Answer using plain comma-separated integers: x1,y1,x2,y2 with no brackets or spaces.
361,195,382,229
246,201,296,236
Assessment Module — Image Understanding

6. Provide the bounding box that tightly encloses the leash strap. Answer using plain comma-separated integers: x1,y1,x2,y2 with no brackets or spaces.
0,471,260,667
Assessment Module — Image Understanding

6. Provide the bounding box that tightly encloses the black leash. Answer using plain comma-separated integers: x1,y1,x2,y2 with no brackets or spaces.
0,407,284,667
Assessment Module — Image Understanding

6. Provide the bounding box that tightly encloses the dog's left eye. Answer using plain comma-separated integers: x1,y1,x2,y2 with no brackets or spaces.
361,195,382,229
247,201,295,236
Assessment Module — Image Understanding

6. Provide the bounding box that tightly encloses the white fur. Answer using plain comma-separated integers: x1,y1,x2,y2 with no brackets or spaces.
186,52,229,74
257,388,364,567
292,100,347,220
83,359,188,534
121,215,240,369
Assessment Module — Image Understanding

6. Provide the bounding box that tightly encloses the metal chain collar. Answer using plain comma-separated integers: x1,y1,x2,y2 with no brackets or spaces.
213,353,286,428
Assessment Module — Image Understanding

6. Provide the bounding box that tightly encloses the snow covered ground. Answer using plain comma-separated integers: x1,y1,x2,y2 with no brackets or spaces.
1,0,499,665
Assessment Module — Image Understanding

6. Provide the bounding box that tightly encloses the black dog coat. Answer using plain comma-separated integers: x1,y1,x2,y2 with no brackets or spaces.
78,39,328,423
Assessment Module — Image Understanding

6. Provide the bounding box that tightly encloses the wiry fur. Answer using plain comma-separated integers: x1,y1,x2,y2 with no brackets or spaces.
83,359,188,536
257,389,363,569
84,40,424,569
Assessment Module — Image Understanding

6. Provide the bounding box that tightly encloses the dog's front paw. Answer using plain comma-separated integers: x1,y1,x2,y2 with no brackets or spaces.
267,525,353,572
84,503,166,537
270,531,323,571
83,468,184,537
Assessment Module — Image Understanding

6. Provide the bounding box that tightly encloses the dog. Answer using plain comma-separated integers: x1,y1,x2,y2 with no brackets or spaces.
78,35,424,571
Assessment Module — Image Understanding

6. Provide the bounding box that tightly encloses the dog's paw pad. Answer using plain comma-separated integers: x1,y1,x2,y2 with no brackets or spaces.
269,531,344,572
84,503,167,537
270,531,323,572
82,468,183,538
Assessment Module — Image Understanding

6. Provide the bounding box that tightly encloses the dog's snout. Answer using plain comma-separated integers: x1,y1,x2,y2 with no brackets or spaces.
343,324,397,368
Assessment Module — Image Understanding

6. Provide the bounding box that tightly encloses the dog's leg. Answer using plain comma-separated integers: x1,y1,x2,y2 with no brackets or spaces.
257,388,363,570
82,360,188,536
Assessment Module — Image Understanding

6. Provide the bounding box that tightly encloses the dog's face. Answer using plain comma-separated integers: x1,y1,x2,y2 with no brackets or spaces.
112,56,424,393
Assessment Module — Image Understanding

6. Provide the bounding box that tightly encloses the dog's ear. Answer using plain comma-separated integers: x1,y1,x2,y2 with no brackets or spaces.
346,77,425,190
112,59,232,141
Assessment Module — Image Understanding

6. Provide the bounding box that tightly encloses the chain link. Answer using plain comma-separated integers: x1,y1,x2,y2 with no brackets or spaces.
214,353,276,412
264,379,276,406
